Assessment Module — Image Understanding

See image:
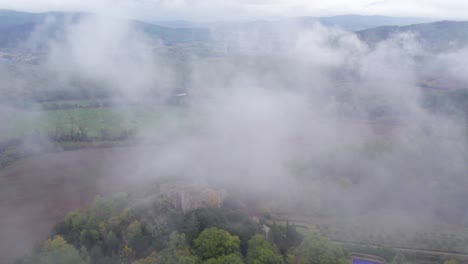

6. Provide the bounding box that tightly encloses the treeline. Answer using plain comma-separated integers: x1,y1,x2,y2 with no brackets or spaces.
39,100,147,111
0,126,137,147
46,126,137,142
16,191,349,264
0,128,137,168
0,135,58,168
41,101,114,111
0,78,114,107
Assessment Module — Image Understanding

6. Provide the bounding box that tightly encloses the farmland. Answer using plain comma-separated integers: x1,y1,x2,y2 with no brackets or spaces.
2,146,467,263
0,100,195,168
3,104,174,140
0,146,162,263
0,8,467,264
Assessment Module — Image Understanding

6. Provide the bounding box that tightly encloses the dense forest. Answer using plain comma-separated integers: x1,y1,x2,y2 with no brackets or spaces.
15,182,349,264
13,178,466,264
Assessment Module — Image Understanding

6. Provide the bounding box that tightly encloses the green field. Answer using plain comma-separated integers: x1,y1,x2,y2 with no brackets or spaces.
2,104,189,140
0,103,193,168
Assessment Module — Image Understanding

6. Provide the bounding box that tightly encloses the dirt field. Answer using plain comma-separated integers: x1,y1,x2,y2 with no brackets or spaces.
0,146,161,264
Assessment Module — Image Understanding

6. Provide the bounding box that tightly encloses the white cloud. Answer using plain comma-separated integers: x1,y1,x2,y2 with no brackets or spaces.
0,0,467,21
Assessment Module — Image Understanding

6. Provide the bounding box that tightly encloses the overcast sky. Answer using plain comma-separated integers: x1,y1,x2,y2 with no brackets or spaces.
0,0,467,21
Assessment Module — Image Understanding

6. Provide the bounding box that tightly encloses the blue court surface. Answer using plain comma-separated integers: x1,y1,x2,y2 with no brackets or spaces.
353,259,380,264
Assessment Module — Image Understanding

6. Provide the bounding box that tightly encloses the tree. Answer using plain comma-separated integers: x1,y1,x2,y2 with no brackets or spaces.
290,233,347,264
103,231,120,256
132,252,158,264
194,228,241,260
55,210,86,246
154,232,199,264
120,245,135,264
183,211,201,242
193,208,226,232
127,220,152,257
391,252,406,264
203,254,244,264
127,221,143,242
38,236,89,264
444,259,459,264
269,221,303,255
247,235,283,264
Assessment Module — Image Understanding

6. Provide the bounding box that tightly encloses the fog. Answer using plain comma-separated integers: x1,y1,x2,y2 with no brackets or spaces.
0,12,467,263
37,14,467,219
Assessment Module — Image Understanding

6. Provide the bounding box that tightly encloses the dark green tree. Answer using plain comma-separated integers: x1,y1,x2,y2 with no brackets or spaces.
203,254,244,264
247,235,283,264
193,228,241,261
290,233,347,264
153,232,199,264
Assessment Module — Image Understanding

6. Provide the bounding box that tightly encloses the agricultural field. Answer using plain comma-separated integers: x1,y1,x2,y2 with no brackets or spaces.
269,214,468,260
0,100,194,168
0,146,162,263
3,104,176,139
0,7,467,264
269,216,468,263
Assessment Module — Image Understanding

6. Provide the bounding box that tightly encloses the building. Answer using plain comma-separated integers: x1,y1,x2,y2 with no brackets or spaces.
159,181,223,213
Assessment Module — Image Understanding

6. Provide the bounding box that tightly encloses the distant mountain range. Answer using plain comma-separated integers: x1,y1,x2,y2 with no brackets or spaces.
0,9,50,28
356,20,468,52
0,9,211,52
301,15,435,31
0,10,467,56
153,15,434,31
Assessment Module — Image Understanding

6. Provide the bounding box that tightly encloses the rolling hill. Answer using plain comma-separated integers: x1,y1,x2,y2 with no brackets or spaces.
356,20,468,52
0,10,212,53
152,15,434,31
1,10,466,55
294,15,435,31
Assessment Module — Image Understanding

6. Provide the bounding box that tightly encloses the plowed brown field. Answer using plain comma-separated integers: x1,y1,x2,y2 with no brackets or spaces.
0,146,159,264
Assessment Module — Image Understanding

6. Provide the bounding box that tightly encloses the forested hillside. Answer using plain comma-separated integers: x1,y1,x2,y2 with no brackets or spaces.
15,181,350,264
356,21,468,52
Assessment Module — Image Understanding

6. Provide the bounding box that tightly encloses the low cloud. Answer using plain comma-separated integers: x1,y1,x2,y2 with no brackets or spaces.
0,12,467,263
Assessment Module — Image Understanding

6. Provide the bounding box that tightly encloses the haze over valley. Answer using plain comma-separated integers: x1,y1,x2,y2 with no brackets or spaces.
0,2,467,264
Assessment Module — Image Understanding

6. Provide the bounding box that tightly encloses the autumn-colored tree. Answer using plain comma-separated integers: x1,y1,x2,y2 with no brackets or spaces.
202,189,222,208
